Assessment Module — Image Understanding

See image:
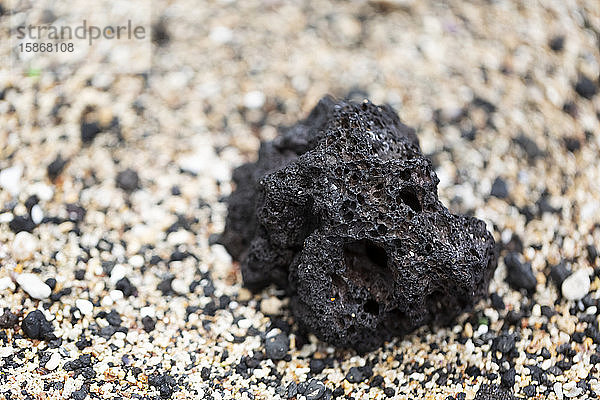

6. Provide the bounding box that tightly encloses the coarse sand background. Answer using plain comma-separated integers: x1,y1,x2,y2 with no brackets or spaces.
1,0,600,399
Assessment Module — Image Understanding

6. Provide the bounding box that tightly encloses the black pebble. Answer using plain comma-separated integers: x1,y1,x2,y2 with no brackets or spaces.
47,155,67,181
563,136,581,152
304,379,326,400
81,121,102,143
575,75,598,99
24,195,39,213
75,336,91,350
310,358,326,374
370,375,384,387
540,347,551,359
383,387,395,398
116,168,140,192
265,333,289,360
514,134,543,160
490,177,509,199
345,366,366,383
490,293,505,310
0,310,19,329
548,35,565,52
142,316,156,333
492,333,517,355
501,368,516,388
21,310,55,341
74,269,86,280
587,245,598,264
158,277,174,295
550,262,571,288
590,353,600,364
106,310,122,326
44,278,57,291
504,252,536,292
201,366,210,380
523,385,536,397
9,215,36,233
148,372,176,399
287,382,298,398
115,277,136,297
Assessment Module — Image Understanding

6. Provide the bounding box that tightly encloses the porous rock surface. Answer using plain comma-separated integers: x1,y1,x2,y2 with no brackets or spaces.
221,97,497,351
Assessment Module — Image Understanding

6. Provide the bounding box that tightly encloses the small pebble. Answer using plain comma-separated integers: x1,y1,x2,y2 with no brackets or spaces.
75,299,94,316
554,382,563,400
304,379,326,400
16,273,51,300
261,297,283,315
45,352,62,370
265,332,289,360
0,165,23,196
575,75,598,99
561,269,590,301
116,168,140,192
11,231,37,261
243,91,265,109
0,276,16,291
30,205,43,224
490,177,509,199
21,310,54,340
171,278,188,295
504,252,536,292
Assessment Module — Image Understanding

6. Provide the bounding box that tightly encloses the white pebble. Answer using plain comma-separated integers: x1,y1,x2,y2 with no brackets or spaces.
237,319,252,329
75,299,94,316
244,91,265,109
140,306,155,318
554,382,563,400
0,212,13,223
476,324,488,336
209,26,233,43
101,296,114,307
110,289,124,301
261,296,284,315
0,165,23,195
11,231,37,261
0,276,16,291
129,254,144,268
45,352,61,370
171,278,188,295
31,205,43,224
109,264,127,284
16,273,51,300
562,269,591,301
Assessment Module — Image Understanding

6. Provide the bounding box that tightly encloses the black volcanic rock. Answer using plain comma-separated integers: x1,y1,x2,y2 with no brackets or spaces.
221,97,497,351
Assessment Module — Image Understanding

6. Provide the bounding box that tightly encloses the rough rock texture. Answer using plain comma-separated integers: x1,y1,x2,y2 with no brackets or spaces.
221,97,497,351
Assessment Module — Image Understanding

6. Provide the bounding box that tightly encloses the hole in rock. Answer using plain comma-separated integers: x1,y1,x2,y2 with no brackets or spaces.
397,189,422,212
363,299,380,315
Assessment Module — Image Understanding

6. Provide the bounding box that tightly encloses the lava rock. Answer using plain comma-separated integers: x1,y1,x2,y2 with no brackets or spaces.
221,97,498,351
21,310,55,341
504,252,536,292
